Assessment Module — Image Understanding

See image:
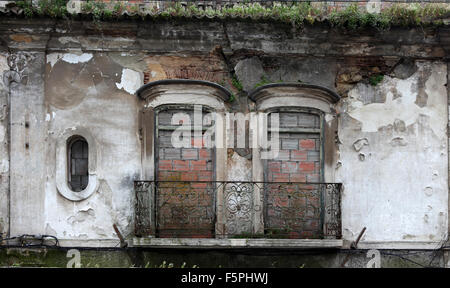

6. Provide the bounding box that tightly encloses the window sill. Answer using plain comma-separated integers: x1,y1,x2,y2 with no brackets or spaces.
130,237,343,249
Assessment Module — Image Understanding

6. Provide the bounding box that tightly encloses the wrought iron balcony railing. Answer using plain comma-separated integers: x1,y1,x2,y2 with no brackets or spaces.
135,181,341,239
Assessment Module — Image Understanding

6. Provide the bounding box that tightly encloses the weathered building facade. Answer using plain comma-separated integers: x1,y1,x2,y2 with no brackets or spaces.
0,0,450,267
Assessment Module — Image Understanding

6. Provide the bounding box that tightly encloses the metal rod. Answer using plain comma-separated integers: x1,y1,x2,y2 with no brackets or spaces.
351,227,367,249
113,224,127,248
340,227,367,267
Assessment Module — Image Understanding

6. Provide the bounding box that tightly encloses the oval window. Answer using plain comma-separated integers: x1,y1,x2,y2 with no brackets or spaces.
67,136,89,192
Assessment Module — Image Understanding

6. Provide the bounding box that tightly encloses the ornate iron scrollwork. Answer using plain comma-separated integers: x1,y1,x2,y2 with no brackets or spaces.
224,182,254,235
324,183,342,238
134,181,342,239
134,181,153,237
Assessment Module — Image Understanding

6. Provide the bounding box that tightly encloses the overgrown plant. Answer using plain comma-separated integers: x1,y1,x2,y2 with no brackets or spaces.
17,0,68,18
329,3,448,30
369,74,384,86
10,1,450,30
254,76,272,89
228,93,236,103
231,76,243,92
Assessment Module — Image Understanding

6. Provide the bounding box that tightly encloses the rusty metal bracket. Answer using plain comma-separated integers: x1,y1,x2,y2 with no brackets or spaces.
351,227,366,249
340,227,366,267
113,224,127,248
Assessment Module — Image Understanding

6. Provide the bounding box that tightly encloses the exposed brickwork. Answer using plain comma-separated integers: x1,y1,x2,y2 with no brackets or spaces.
156,109,215,238
266,112,322,239
144,50,230,85
335,56,399,96
267,133,320,183
143,71,150,84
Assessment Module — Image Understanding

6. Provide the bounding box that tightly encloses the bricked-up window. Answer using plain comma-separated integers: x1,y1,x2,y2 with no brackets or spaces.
265,109,323,238
67,136,89,192
155,106,215,238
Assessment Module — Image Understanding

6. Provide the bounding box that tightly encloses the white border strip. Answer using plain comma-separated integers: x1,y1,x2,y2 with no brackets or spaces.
355,241,446,250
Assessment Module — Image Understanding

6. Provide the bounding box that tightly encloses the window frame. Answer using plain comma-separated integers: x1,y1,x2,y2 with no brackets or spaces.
67,135,89,192
261,106,326,238
153,104,217,238
55,127,99,202
263,106,325,184
154,104,217,182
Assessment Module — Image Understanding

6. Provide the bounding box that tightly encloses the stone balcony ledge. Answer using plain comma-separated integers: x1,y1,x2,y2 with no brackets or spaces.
129,237,343,249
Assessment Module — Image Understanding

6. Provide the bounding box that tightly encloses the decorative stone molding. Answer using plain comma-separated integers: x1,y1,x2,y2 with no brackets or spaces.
249,83,340,113
55,127,99,201
3,52,32,87
137,79,232,111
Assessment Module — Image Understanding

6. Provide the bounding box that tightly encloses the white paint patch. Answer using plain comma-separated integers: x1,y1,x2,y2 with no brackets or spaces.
347,63,447,139
115,68,143,95
61,53,93,64
47,53,93,70
46,53,62,68
0,159,9,174
45,112,56,122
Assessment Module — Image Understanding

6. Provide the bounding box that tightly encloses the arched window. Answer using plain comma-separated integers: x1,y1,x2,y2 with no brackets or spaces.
154,105,216,238
264,108,323,238
67,136,89,192
249,83,341,239
136,79,231,238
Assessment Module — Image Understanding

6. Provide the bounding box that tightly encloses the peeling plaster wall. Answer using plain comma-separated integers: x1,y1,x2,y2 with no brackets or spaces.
336,62,448,243
0,19,449,246
0,53,9,237
43,52,142,240
9,52,46,235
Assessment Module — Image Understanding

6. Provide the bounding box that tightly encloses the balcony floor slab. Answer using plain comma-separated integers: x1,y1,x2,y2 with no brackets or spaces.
129,237,343,249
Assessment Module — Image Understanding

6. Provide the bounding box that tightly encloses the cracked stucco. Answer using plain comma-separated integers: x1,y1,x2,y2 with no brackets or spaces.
40,52,140,240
